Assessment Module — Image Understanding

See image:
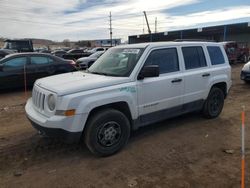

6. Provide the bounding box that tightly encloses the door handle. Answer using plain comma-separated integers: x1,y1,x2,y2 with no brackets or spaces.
171,78,182,83
202,73,210,77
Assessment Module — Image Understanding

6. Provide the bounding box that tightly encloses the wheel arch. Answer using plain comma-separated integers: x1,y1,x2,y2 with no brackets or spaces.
85,101,133,131
211,82,227,98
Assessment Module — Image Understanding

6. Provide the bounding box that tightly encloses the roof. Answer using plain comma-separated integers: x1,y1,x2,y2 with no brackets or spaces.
4,39,32,42
115,41,221,49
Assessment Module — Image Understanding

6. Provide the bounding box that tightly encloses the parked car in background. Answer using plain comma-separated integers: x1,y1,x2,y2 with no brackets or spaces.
86,47,109,54
76,51,104,69
241,61,250,83
0,49,15,59
63,48,88,60
51,50,66,58
0,53,77,89
3,39,34,53
221,41,249,63
39,49,51,54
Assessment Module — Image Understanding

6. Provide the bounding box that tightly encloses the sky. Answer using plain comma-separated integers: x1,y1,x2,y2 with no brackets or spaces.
0,0,249,42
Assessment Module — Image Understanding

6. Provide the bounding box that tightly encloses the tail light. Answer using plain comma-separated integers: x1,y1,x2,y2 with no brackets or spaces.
69,60,76,65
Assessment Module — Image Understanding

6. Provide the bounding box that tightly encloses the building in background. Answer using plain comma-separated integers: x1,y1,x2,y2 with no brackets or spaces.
90,39,121,47
129,22,250,47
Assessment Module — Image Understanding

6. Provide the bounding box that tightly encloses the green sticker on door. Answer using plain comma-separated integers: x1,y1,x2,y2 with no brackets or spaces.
119,87,136,93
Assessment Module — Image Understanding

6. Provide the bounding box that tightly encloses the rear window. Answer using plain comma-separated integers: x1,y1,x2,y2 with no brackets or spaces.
182,46,207,70
207,46,225,65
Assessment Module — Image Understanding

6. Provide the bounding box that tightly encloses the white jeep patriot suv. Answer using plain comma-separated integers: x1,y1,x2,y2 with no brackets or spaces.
25,42,232,156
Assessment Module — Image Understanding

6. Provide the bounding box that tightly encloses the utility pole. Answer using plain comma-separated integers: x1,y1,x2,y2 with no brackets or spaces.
109,12,113,47
155,17,157,33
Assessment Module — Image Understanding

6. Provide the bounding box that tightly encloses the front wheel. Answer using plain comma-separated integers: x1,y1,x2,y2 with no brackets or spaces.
84,109,130,157
203,87,224,119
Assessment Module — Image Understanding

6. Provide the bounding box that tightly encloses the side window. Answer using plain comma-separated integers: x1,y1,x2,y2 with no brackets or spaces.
4,57,27,68
182,46,207,69
207,46,225,65
47,57,54,64
74,50,83,53
97,48,104,51
144,48,179,74
31,56,50,65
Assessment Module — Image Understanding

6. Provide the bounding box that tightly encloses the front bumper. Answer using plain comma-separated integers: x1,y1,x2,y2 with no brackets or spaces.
28,117,82,143
241,70,250,81
25,99,86,143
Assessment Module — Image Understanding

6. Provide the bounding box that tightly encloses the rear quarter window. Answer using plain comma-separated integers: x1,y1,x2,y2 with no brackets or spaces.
207,46,225,65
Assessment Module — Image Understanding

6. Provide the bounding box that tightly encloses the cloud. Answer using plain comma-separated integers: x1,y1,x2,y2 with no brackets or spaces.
0,0,249,41
159,6,250,31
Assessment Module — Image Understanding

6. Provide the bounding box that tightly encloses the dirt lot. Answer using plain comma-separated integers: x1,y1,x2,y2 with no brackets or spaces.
0,64,250,188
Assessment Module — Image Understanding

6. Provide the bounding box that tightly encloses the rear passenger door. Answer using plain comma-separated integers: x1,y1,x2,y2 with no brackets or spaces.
181,46,210,106
137,47,184,124
28,56,55,83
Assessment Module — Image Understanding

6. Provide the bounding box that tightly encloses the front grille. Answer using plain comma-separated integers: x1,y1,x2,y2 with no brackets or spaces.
32,86,46,111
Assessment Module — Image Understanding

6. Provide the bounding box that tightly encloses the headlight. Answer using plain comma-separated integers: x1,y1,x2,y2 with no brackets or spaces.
47,94,56,111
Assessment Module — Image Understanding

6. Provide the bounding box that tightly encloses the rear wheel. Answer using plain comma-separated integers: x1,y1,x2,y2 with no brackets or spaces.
203,87,224,119
84,109,130,157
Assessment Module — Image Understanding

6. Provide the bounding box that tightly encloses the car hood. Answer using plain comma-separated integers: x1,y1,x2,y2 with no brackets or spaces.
36,71,130,96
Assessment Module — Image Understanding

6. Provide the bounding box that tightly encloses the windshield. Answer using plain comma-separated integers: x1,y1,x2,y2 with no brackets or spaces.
88,48,144,77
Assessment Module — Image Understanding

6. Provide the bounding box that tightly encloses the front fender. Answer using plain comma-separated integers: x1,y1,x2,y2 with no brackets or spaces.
76,87,138,120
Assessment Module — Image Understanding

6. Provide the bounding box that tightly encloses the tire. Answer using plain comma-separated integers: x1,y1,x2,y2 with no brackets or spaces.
203,87,224,119
244,80,250,84
84,109,130,157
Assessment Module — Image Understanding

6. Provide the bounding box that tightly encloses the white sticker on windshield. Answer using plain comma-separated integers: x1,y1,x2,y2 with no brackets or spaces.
122,49,140,54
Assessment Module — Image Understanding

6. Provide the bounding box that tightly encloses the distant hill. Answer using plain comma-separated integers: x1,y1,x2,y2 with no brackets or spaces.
32,38,54,46
0,38,4,48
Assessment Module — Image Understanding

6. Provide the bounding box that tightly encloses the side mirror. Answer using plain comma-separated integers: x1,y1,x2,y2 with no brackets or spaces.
138,65,159,80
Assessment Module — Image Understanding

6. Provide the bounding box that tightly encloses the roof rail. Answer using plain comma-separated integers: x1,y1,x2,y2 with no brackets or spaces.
174,39,216,42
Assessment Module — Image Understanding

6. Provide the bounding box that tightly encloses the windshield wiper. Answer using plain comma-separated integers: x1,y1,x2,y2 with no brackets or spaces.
89,71,109,76
88,71,119,77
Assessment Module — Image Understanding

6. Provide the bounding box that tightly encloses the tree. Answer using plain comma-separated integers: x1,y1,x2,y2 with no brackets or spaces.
63,39,71,47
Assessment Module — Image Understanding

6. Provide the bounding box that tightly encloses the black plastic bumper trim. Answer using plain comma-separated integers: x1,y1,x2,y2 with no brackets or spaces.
27,117,82,144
